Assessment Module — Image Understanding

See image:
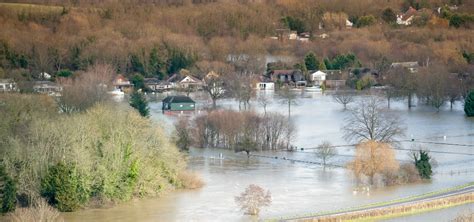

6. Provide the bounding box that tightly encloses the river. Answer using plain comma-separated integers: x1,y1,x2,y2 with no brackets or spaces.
63,91,474,221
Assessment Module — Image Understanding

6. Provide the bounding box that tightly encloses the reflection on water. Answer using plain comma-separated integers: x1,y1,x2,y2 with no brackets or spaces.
63,92,474,222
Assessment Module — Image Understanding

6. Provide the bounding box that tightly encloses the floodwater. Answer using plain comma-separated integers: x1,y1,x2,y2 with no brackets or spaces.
63,91,474,222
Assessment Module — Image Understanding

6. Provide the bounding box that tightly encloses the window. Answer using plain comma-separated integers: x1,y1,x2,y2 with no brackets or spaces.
180,105,183,107
190,104,194,107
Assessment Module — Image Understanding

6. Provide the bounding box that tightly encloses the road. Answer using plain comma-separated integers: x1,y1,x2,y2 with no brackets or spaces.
283,184,474,222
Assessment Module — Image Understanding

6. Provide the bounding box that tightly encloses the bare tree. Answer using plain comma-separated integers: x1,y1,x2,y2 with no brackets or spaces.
227,74,256,110
332,90,355,109
342,98,405,143
57,64,114,113
202,72,226,109
315,141,337,167
257,95,271,115
235,184,271,216
278,86,298,120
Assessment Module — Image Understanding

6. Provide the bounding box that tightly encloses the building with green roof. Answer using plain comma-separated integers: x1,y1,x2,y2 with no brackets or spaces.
162,96,196,112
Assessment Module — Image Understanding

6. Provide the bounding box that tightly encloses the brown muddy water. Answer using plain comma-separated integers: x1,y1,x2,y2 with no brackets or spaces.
61,91,473,222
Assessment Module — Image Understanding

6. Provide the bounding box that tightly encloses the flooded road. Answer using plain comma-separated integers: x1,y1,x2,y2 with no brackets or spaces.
63,91,474,221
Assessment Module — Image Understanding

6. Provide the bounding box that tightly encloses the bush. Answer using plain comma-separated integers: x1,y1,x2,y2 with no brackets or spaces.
41,163,89,212
177,171,204,189
56,69,73,78
9,199,63,222
0,165,17,213
129,91,150,117
413,150,432,179
465,91,474,117
174,118,192,152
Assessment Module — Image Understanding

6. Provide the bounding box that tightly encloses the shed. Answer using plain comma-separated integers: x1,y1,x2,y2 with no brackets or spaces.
162,96,196,112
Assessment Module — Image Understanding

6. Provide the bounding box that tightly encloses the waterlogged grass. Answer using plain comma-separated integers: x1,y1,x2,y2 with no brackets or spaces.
0,3,64,13
269,182,474,221
345,200,473,222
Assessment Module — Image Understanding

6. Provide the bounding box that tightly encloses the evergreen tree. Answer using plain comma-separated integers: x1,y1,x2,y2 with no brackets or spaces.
413,150,432,179
130,91,150,117
465,91,474,117
148,47,165,79
0,165,16,213
304,52,319,71
382,8,397,24
131,74,145,90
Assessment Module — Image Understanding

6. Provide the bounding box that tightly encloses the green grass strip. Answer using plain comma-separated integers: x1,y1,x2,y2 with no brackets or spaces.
268,182,474,221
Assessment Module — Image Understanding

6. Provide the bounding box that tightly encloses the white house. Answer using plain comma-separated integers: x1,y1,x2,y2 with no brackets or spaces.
391,62,419,73
33,81,62,96
39,72,52,80
179,75,203,89
0,79,17,92
346,19,353,28
311,71,327,86
256,82,274,90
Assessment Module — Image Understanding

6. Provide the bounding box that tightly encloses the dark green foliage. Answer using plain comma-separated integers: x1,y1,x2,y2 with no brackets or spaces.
304,52,319,71
0,41,28,69
130,54,145,75
465,91,474,117
129,91,150,117
166,47,196,75
413,150,432,179
462,51,474,64
0,165,17,213
41,163,89,212
131,73,145,90
355,15,376,28
449,13,474,28
382,8,397,24
56,69,73,78
148,48,165,79
281,16,306,34
325,53,361,70
266,61,291,73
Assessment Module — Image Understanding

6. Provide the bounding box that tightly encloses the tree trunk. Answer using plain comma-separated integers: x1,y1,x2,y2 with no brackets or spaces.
212,99,217,109
408,94,413,108
387,97,391,109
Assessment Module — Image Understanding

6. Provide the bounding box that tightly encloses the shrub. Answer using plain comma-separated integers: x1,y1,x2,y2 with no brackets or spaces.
41,163,89,212
177,171,204,189
412,150,432,179
129,91,150,117
235,184,271,216
465,91,474,117
0,165,17,213
9,199,63,222
174,118,192,152
56,69,73,78
356,15,376,28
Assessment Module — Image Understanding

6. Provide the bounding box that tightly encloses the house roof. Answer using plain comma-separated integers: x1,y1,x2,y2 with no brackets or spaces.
402,7,417,21
167,73,182,82
162,96,195,104
391,62,419,68
144,78,160,84
180,75,202,83
271,70,301,75
311,70,327,76
0,79,15,83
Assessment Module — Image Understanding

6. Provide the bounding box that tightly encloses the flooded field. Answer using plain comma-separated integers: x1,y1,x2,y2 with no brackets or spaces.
63,91,474,221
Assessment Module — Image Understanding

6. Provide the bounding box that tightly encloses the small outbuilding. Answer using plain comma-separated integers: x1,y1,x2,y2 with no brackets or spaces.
162,96,196,112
